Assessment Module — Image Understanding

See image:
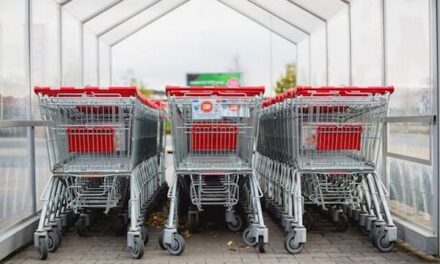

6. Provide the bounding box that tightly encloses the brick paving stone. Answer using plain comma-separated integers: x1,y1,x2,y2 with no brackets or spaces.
3,213,435,264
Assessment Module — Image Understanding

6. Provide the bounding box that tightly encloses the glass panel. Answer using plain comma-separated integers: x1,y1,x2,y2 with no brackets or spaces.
0,128,31,231
86,0,160,35
111,0,296,97
387,157,434,231
351,0,382,85
63,0,117,23
32,0,60,121
62,9,82,86
310,26,326,86
386,0,432,116
0,0,29,120
35,126,51,210
99,41,111,86
297,38,310,85
388,122,431,161
251,0,323,32
84,28,98,86
327,7,349,85
287,0,345,20
103,0,307,46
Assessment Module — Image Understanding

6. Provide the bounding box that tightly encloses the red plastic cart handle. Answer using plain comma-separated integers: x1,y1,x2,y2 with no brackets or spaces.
34,86,165,110
166,86,265,97
287,86,394,98
34,86,138,97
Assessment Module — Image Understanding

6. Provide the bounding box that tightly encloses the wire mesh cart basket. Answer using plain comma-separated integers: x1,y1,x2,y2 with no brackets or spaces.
161,86,268,255
33,86,166,259
256,86,397,254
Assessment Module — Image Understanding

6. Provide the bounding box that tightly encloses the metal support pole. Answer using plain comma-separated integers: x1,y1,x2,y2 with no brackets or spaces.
80,23,84,86
325,22,329,85
380,0,387,86
432,0,440,254
308,35,312,85
109,46,112,86
96,36,100,86
347,3,352,85
58,4,63,86
25,0,37,215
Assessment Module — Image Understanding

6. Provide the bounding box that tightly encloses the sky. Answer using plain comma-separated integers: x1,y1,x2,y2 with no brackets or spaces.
110,0,296,97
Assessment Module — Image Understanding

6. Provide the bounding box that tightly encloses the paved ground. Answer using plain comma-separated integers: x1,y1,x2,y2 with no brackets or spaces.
3,209,434,264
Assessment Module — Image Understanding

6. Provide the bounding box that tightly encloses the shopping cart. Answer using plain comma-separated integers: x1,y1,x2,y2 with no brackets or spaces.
33,86,166,260
256,86,396,254
161,86,268,255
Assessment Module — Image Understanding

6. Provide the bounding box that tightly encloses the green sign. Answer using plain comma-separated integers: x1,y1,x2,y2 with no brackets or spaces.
186,73,241,86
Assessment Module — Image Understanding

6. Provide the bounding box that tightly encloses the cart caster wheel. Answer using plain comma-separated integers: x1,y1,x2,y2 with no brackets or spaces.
258,236,266,253
226,214,243,232
47,229,60,252
75,217,89,236
375,233,394,252
304,212,313,231
371,226,382,247
130,236,144,259
334,213,349,232
141,226,149,245
158,230,166,250
36,237,48,260
242,227,257,246
166,234,185,256
284,231,305,254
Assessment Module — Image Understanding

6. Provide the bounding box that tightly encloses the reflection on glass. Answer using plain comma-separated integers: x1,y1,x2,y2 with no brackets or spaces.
351,0,382,85
387,157,433,231
388,122,430,161
386,0,432,116
0,0,29,120
0,128,31,231
35,127,50,210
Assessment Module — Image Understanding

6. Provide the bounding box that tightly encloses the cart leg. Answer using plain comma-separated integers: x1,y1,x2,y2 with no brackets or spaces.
163,174,185,256
128,168,144,259
242,173,268,253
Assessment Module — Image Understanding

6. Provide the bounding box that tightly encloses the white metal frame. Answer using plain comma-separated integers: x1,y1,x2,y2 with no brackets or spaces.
1,0,440,259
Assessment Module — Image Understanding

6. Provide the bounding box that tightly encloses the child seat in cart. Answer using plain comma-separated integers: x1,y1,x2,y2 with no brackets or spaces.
256,86,396,254
161,86,268,255
33,86,167,260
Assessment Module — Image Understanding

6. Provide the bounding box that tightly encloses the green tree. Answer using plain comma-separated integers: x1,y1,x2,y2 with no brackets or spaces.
275,63,297,94
129,77,154,97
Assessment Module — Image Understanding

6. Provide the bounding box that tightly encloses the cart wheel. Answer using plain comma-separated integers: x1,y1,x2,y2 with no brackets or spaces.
258,235,266,253
141,226,149,245
284,230,305,254
303,212,313,231
334,213,349,232
226,214,243,232
166,234,185,256
130,236,144,259
75,217,88,236
189,213,198,232
375,233,394,253
242,227,257,246
158,230,166,250
371,226,381,247
36,237,48,260
47,229,60,252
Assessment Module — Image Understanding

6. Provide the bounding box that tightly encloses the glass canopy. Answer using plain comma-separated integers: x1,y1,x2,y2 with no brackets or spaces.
59,0,345,47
